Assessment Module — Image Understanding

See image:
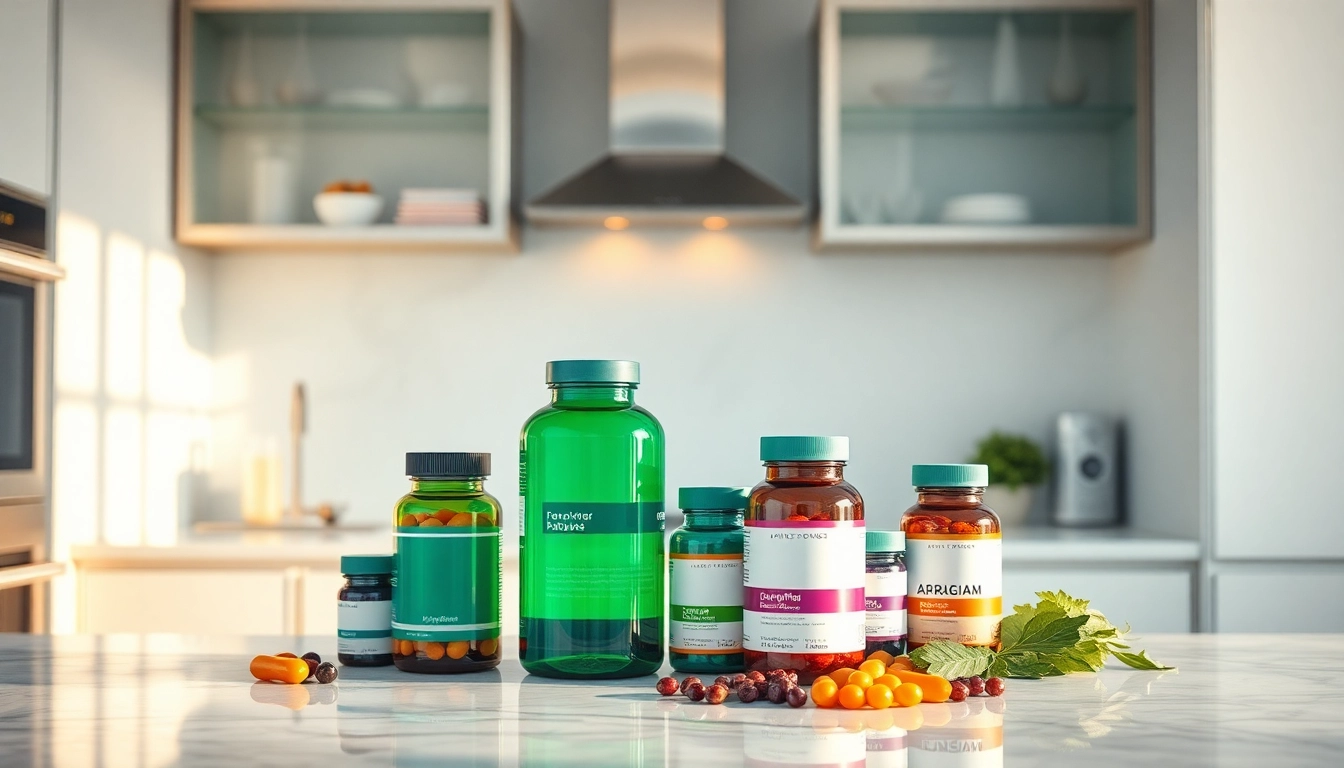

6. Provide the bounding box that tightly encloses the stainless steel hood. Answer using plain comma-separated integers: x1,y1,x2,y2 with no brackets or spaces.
525,0,805,227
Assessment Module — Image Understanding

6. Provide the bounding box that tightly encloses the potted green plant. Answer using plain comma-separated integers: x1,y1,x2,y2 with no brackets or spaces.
967,431,1048,527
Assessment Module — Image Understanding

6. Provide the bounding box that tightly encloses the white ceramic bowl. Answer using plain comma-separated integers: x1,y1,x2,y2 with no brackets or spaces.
940,193,1031,225
314,192,383,226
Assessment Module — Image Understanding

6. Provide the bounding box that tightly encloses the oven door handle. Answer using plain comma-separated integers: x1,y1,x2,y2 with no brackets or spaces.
0,561,66,589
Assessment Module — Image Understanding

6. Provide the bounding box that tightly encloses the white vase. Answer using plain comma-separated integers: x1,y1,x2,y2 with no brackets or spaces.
984,485,1036,528
1048,15,1088,105
989,15,1023,107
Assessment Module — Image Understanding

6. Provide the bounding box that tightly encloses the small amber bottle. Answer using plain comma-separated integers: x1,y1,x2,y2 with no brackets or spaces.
900,464,1002,650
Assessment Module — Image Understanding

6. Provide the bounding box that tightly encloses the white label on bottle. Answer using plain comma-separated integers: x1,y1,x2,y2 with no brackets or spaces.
865,568,908,642
906,534,1002,647
337,600,393,656
669,554,743,653
742,519,866,654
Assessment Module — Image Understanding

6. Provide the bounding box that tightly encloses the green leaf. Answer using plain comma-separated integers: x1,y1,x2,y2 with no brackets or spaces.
1036,590,1091,616
1111,649,1174,671
990,652,1062,679
999,608,1089,656
909,641,993,679
1044,640,1107,673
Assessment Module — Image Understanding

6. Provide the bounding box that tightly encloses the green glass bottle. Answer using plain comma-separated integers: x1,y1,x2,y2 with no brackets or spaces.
519,360,665,679
669,486,747,674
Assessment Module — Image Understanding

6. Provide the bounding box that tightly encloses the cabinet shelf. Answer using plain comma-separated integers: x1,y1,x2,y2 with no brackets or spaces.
176,223,516,251
841,104,1136,133
193,104,490,132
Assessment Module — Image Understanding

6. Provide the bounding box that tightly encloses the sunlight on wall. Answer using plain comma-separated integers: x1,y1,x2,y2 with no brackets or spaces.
49,213,213,632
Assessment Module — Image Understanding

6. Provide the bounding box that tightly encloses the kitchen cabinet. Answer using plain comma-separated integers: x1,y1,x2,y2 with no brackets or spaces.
175,0,516,250
79,566,340,635
1213,571,1344,633
1004,566,1192,632
0,0,53,195
817,0,1151,251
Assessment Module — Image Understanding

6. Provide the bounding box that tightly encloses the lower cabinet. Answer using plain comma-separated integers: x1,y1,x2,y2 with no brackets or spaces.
1003,567,1194,633
79,567,342,635
1214,570,1344,632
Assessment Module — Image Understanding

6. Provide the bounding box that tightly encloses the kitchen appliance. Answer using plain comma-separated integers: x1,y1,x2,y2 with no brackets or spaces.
525,0,804,226
0,180,63,632
1052,412,1122,527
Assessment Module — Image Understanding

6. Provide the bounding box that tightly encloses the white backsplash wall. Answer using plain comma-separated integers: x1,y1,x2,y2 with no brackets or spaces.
209,231,1121,537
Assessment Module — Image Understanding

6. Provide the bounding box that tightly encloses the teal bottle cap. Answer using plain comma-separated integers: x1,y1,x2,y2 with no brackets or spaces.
911,463,990,488
679,486,750,511
760,436,850,462
341,554,394,575
546,360,640,385
866,530,906,552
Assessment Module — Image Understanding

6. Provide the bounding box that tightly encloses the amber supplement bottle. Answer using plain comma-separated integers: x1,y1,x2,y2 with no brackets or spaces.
901,464,1002,650
743,436,865,683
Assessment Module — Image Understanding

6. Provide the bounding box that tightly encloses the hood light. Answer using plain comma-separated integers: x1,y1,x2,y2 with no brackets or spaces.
604,216,630,231
702,216,728,231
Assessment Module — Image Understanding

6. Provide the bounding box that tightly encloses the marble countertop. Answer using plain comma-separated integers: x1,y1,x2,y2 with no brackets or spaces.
2,634,1338,766
68,526,1199,568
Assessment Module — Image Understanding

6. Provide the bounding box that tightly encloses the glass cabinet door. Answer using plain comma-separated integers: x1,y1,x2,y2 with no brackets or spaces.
177,2,512,249
820,2,1149,249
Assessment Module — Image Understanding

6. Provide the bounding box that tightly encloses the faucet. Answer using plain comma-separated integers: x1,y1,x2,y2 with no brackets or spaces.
290,381,337,525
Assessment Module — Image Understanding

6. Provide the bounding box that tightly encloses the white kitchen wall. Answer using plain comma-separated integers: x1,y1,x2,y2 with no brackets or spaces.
50,0,214,631
45,0,1202,568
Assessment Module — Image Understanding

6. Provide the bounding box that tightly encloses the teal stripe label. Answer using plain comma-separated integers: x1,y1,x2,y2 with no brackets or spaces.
392,529,501,642
672,604,743,623
338,629,391,639
541,502,665,534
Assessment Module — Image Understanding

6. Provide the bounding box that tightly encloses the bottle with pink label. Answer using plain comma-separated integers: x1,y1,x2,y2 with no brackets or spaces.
743,436,866,683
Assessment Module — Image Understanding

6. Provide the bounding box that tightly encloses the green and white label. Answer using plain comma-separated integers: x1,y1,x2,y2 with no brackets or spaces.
392,528,501,641
669,553,743,654
338,600,392,656
541,502,664,534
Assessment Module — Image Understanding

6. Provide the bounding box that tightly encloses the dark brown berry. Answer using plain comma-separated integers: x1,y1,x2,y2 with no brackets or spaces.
705,684,729,705
745,670,766,685
985,677,1005,697
949,681,968,702
302,652,321,664
714,675,733,689
679,676,702,695
785,685,807,708
766,681,787,704
302,657,318,680
730,673,748,689
314,662,338,684
736,682,760,703
756,681,770,697
968,676,985,696
656,677,679,696
685,681,707,702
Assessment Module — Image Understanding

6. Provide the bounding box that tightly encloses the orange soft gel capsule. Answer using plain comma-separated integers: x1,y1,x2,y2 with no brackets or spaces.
249,655,310,684
811,677,840,708
838,684,867,710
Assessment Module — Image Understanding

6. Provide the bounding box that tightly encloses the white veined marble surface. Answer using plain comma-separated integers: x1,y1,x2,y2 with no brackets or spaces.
0,634,1340,767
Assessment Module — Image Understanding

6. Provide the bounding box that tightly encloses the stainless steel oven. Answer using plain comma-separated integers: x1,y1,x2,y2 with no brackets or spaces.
1,180,63,632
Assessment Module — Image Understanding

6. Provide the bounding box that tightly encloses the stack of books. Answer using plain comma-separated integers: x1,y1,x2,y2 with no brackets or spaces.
395,188,485,226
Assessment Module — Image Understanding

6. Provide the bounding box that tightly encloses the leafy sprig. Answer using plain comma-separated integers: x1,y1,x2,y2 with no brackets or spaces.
908,590,1174,679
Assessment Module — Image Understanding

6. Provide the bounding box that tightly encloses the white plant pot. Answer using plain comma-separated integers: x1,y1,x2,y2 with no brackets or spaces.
984,485,1036,528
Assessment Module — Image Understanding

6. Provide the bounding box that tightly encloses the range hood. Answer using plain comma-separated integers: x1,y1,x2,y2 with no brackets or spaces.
525,0,805,227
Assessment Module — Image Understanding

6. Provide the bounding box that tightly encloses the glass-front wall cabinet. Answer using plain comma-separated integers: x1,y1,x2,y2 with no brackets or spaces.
177,1,513,249
819,1,1150,250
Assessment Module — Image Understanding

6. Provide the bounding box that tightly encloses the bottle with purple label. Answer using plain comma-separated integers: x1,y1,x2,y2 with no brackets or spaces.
865,531,907,657
743,436,866,683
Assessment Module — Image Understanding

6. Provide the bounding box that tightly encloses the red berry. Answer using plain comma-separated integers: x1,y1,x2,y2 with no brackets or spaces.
705,684,729,705
745,671,767,685
985,677,1005,696
766,682,788,704
655,677,679,696
714,675,733,689
685,681,707,702
730,673,748,689
968,676,986,696
679,676,702,695
736,683,760,703
949,681,969,702
786,686,808,708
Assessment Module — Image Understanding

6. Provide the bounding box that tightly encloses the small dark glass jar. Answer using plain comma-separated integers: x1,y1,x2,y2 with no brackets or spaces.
338,554,394,667
864,531,907,657
669,486,747,674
